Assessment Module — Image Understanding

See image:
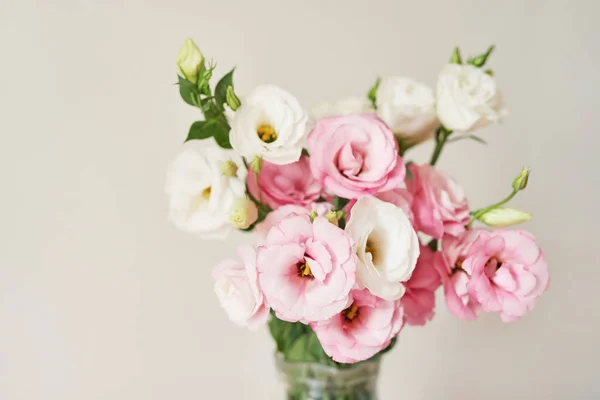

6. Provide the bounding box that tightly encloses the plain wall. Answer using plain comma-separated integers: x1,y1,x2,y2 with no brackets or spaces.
1,0,598,399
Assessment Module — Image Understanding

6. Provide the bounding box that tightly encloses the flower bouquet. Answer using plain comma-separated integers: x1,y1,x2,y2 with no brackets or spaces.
166,39,549,399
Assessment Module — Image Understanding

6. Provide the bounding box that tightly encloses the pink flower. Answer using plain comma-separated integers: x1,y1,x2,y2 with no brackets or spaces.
435,231,484,320
401,245,441,326
307,114,406,199
212,245,269,330
463,230,549,322
406,163,470,239
253,203,333,243
312,289,404,363
256,214,356,323
247,155,323,210
346,188,414,222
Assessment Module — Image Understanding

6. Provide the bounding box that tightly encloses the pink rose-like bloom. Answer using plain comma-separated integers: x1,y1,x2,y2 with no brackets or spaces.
308,114,406,199
253,203,333,243
463,230,549,322
257,214,356,323
401,245,441,326
212,245,269,330
312,289,404,363
435,231,484,320
346,188,414,223
406,163,470,239
247,155,323,210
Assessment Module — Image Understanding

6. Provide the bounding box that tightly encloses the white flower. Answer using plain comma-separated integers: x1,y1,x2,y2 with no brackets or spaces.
436,64,508,132
310,96,374,123
230,85,307,165
165,138,246,239
345,196,420,301
176,38,203,84
212,245,269,330
376,77,439,145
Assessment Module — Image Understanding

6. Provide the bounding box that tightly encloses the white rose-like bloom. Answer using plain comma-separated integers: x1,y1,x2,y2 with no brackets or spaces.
212,245,269,330
376,77,439,145
436,64,508,132
165,138,247,239
345,196,420,301
230,85,307,165
310,96,374,123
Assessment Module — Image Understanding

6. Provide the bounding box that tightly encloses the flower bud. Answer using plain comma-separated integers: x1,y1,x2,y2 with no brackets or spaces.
176,38,204,84
226,86,241,111
250,156,263,174
449,47,462,64
221,160,239,177
479,207,532,227
229,198,258,229
512,167,530,191
468,44,495,68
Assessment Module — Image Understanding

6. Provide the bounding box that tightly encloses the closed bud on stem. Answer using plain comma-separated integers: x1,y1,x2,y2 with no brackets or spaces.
221,160,238,177
229,198,258,229
479,207,532,227
468,44,495,68
450,47,462,64
512,167,530,191
225,86,241,111
176,38,204,84
250,156,263,174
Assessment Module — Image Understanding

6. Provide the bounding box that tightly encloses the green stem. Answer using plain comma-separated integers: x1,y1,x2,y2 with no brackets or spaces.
467,190,518,227
430,127,452,165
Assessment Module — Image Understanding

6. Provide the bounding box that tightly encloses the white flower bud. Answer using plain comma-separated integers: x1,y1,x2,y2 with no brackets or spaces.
479,207,532,227
229,198,258,229
176,38,204,84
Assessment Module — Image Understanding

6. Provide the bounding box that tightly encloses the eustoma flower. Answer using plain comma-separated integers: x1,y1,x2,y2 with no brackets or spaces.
212,245,269,330
312,289,404,363
345,196,419,301
436,64,507,132
463,229,549,322
253,203,333,244
400,245,441,326
435,231,483,320
376,77,439,145
256,214,356,322
247,155,323,210
230,85,307,165
308,114,406,199
165,139,246,238
406,163,470,239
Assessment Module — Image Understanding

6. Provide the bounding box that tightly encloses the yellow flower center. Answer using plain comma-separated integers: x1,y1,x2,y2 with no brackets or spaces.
342,303,360,322
297,261,314,279
257,124,278,143
201,186,212,199
365,238,379,266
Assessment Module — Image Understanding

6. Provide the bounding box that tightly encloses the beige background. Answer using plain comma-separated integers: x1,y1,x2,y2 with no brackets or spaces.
1,0,598,399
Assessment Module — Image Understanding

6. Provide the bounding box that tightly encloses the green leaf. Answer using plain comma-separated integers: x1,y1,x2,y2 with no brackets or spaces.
367,77,381,108
468,44,495,68
185,121,212,142
333,196,350,211
214,68,235,109
178,75,200,107
212,121,232,149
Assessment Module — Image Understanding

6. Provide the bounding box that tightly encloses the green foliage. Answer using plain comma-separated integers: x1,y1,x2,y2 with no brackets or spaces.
449,47,462,64
178,75,200,106
468,44,495,68
214,68,236,109
367,77,380,109
185,119,231,148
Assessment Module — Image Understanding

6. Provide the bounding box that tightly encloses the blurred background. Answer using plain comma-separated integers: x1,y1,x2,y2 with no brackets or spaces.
0,0,598,399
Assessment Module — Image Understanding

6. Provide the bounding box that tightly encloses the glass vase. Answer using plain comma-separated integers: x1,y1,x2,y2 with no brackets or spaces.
275,354,381,400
